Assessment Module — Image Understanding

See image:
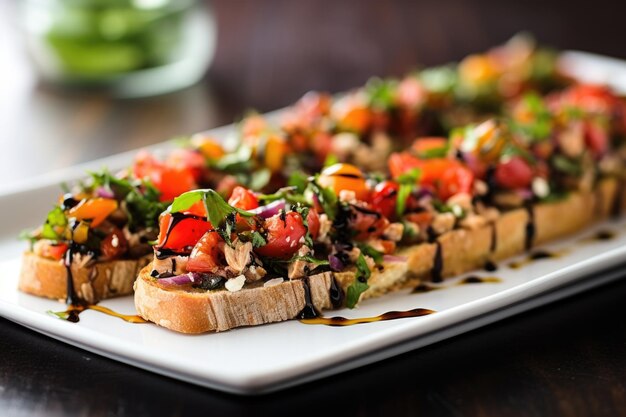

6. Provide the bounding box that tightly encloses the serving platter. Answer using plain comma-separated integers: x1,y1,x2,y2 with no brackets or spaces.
1,50,625,395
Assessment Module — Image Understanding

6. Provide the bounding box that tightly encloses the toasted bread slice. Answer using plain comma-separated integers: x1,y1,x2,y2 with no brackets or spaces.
134,178,625,334
19,253,151,304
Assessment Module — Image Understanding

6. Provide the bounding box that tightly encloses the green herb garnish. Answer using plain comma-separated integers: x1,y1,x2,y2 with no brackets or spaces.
170,189,254,245
345,253,372,308
395,168,421,218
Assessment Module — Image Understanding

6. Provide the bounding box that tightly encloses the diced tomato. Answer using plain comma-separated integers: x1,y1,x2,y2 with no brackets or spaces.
216,175,239,198
306,209,320,239
584,120,609,157
133,151,197,202
494,156,533,190
563,84,616,114
228,186,259,210
389,153,474,201
379,240,396,254
371,181,400,219
310,131,333,161
41,242,68,261
68,198,118,227
437,163,475,200
157,213,213,251
350,207,390,240
389,152,421,179
183,201,207,217
411,137,448,157
405,211,433,230
157,167,197,202
166,149,206,182
187,231,223,273
255,212,307,258
318,163,370,201
100,227,128,260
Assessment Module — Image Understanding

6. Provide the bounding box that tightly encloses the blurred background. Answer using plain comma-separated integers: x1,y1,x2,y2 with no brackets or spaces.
2,0,626,189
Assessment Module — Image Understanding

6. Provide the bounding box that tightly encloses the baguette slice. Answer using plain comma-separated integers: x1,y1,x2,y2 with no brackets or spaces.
19,253,151,304
135,178,625,334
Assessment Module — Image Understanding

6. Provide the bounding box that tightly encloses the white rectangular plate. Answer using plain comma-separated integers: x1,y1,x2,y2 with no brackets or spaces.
1,50,625,395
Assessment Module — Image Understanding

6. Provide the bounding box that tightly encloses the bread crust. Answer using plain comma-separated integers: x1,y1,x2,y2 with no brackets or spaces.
134,271,335,333
19,253,151,304
134,178,625,334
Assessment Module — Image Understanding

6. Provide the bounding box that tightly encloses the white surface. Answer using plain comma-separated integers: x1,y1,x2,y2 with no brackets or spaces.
0,51,625,395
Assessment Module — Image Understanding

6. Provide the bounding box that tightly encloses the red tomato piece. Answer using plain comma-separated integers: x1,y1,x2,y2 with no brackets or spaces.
41,242,68,261
255,212,307,258
228,186,259,210
388,152,421,179
306,209,320,239
133,151,197,202
371,181,400,219
166,149,206,182
438,163,475,200
494,156,533,190
584,120,609,157
350,207,390,240
411,137,448,157
157,213,213,252
187,231,223,273
100,227,129,260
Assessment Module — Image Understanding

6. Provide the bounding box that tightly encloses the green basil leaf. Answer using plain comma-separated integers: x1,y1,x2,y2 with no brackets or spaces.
552,155,582,176
416,145,449,159
358,244,383,265
250,231,267,248
365,77,398,110
170,190,205,214
345,253,371,308
287,171,310,193
396,168,422,185
396,182,413,218
308,177,338,220
248,168,271,190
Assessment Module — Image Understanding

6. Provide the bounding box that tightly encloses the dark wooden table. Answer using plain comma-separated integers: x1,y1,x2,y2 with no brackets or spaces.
1,1,626,415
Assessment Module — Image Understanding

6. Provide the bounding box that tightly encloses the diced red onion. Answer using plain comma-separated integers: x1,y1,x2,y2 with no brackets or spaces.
250,199,286,218
383,254,408,263
415,188,433,200
95,187,115,199
328,254,344,271
516,189,534,200
158,272,201,286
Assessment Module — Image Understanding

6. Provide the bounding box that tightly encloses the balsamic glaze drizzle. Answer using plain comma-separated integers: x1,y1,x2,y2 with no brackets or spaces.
431,242,443,283
329,274,345,309
156,212,206,254
297,276,319,319
300,308,435,327
52,304,148,324
508,249,564,269
63,247,76,305
489,222,498,253
484,260,498,272
524,201,536,251
414,275,502,293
